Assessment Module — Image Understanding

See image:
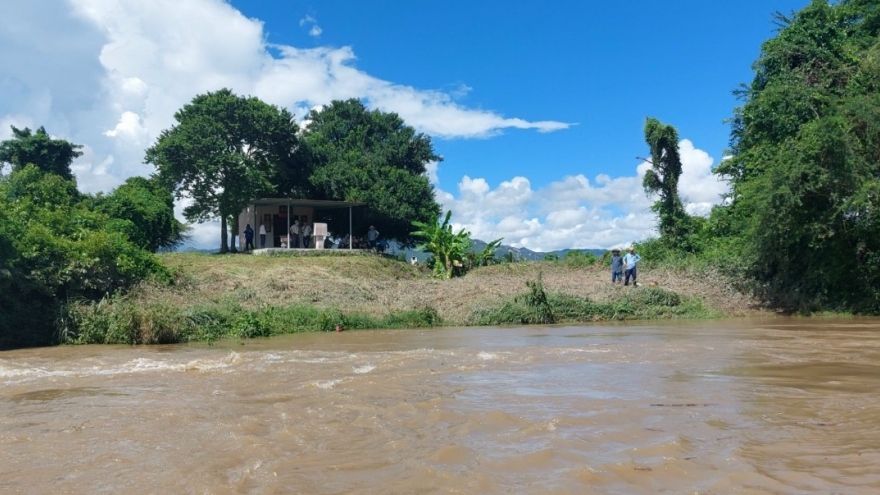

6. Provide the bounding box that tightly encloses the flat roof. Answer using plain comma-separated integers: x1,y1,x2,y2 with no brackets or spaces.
251,198,367,209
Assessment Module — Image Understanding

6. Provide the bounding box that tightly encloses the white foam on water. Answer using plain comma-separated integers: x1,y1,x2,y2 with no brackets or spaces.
261,352,286,362
107,352,242,374
388,348,456,358
552,347,612,355
478,351,498,360
313,379,343,389
353,364,375,374
1,351,245,385
0,365,73,380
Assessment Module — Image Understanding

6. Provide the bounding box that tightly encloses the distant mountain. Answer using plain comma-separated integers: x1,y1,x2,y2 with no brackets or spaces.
386,238,607,262
469,239,606,261
174,246,218,254
176,239,608,261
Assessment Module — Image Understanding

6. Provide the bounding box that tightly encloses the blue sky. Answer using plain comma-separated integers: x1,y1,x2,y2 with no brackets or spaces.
0,0,809,250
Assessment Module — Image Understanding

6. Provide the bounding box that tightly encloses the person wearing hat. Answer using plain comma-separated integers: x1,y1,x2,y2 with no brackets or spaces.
610,248,624,284
623,246,641,286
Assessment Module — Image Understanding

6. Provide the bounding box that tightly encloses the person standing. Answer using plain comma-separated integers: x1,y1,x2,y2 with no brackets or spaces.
259,222,267,248
623,246,641,286
244,224,255,251
289,220,300,248
610,248,623,284
302,222,312,248
366,225,380,250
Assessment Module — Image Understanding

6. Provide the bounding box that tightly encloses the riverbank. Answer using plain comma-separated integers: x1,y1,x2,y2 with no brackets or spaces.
66,252,767,344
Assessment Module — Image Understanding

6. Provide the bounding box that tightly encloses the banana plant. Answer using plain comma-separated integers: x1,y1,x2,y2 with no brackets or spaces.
411,210,472,279
474,237,504,267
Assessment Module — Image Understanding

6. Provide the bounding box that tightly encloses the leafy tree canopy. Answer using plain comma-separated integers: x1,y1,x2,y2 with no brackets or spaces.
0,126,83,181
0,165,168,349
642,117,690,244
713,0,880,311
146,88,299,252
89,176,189,252
302,99,441,246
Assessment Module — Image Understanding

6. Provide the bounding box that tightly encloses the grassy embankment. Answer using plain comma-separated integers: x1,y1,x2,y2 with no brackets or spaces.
66,252,764,344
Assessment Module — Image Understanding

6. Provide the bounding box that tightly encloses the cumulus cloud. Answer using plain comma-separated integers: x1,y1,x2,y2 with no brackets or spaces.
299,14,322,37
437,139,729,251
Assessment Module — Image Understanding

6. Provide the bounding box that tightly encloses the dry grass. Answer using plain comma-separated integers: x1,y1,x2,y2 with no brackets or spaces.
150,252,766,324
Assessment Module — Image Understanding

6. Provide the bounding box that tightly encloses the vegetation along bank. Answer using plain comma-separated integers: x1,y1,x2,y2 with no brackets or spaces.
64,252,761,345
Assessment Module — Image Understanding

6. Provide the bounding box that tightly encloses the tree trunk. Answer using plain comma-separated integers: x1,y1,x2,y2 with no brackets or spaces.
220,216,229,253
230,215,239,253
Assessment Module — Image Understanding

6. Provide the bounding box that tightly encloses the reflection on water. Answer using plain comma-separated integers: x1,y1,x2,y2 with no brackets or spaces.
1,318,879,494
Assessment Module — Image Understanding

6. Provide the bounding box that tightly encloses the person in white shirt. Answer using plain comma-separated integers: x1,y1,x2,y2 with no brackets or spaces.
302,223,312,248
259,222,267,248
623,246,642,286
289,220,300,248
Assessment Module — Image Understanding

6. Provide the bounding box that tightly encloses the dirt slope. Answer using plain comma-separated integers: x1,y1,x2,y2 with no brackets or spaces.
156,253,765,324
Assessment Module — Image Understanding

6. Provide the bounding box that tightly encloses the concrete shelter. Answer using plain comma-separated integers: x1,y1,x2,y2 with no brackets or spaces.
238,198,366,250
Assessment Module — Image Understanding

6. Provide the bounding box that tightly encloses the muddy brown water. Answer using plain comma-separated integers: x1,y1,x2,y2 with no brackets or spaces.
2,318,879,494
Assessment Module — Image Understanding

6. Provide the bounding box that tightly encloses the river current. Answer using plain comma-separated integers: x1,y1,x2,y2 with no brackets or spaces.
1,318,879,494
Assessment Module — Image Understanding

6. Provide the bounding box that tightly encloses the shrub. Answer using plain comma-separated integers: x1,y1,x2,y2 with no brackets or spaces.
470,278,712,325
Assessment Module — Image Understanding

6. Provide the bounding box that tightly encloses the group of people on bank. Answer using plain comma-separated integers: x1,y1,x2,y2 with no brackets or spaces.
609,246,641,286
284,220,314,248
337,225,383,251
242,223,268,250
240,222,382,251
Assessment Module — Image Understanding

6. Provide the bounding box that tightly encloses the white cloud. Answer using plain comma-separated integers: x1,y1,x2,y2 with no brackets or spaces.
436,139,729,251
299,15,322,37
676,139,728,215
104,111,150,144
424,161,440,185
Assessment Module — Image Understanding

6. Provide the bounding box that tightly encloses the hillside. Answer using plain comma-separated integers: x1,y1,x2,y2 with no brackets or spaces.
157,252,761,322
67,252,767,344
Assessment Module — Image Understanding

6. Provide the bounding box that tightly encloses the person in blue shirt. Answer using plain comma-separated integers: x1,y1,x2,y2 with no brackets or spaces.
610,248,623,284
623,246,641,286
244,224,255,251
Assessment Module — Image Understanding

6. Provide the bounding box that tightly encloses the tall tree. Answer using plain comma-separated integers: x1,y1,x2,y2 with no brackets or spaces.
642,117,689,243
715,0,880,311
145,89,299,253
0,126,82,181
301,99,441,245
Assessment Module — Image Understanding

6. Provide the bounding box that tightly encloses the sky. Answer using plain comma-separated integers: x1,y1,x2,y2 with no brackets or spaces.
0,0,811,251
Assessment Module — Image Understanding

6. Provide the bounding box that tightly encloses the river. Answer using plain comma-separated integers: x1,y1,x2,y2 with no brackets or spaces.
1,318,879,494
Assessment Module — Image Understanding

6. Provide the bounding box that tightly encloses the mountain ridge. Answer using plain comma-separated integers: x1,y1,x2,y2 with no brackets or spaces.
467,238,606,261
178,239,609,260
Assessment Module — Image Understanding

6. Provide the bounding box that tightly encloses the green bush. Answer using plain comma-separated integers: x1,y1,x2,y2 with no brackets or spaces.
470,278,714,325
563,250,597,267
0,164,175,348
